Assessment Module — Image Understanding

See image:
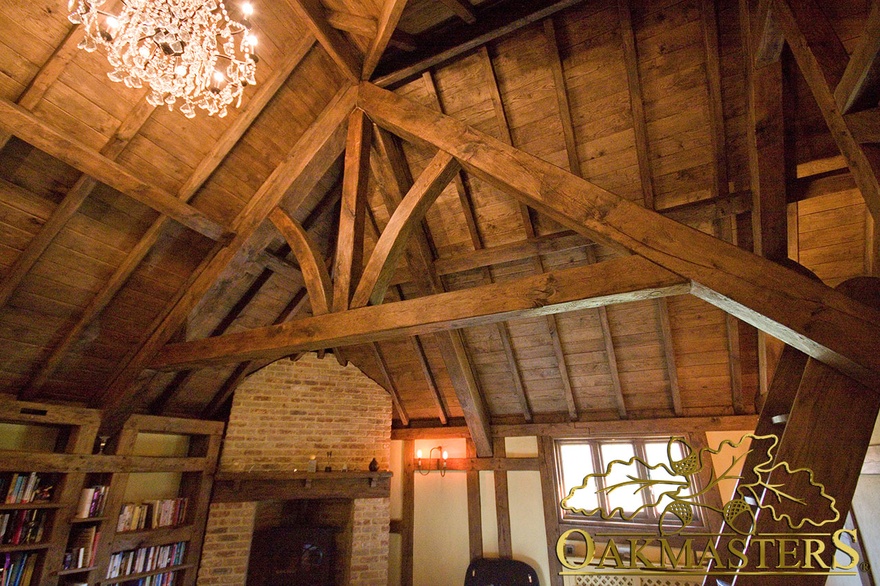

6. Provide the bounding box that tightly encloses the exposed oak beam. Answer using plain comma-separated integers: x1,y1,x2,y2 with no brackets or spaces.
421,70,483,250
617,0,654,210
20,47,315,398
492,414,760,438
151,256,688,370
287,0,363,81
410,336,448,424
352,150,459,307
327,10,377,37
834,0,880,115
269,208,333,315
656,298,683,416
371,123,491,456
333,108,372,312
359,81,880,390
700,0,730,202
99,84,358,431
373,0,588,87
363,0,410,79
479,46,534,236
0,19,90,149
1,99,155,315
438,0,477,24
372,342,410,426
543,17,581,179
773,0,880,223
0,99,231,242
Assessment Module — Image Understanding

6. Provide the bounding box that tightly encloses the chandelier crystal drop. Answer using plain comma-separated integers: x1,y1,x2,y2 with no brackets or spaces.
68,0,258,118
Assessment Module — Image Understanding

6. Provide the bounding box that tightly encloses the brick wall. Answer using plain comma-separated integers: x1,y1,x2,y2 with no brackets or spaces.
197,353,392,585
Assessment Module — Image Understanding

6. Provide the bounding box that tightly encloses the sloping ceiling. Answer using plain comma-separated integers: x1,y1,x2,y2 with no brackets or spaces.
0,0,877,437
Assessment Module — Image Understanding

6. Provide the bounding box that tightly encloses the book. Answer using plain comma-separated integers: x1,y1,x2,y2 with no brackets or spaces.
76,488,96,519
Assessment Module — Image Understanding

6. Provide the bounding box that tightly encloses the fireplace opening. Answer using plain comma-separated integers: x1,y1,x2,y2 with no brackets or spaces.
246,499,353,586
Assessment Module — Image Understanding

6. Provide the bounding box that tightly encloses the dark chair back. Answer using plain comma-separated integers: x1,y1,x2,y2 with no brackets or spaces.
464,557,540,585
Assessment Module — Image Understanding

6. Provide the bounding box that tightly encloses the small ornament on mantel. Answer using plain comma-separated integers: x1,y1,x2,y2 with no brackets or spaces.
325,451,332,472
369,458,379,472
308,455,317,473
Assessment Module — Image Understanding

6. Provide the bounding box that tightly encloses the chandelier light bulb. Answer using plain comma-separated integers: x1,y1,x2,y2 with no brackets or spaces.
416,449,423,459
68,0,258,118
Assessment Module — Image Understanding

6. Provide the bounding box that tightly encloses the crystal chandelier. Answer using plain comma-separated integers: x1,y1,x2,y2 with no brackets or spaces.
68,0,258,118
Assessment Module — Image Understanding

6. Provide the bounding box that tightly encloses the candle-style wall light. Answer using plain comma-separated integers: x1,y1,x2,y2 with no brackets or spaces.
416,446,448,477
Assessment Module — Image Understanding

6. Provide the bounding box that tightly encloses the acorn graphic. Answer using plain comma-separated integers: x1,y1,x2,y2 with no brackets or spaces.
723,498,756,535
660,500,694,534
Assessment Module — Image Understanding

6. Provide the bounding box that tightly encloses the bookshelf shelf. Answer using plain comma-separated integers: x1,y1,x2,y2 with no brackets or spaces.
56,566,96,576
0,543,52,553
0,503,63,511
100,563,195,585
68,516,107,524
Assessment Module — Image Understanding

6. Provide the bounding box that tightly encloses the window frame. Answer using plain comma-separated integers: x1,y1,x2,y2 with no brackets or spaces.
553,434,714,534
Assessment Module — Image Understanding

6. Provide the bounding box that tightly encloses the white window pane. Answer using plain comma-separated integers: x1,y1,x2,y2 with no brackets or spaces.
600,443,643,514
559,444,598,512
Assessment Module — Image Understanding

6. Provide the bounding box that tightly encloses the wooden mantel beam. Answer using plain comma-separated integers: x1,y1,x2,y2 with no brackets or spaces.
357,82,880,390
150,255,689,370
0,99,231,242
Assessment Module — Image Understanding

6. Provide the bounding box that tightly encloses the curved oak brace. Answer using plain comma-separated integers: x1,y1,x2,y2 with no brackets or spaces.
269,207,333,315
351,150,460,308
357,81,880,390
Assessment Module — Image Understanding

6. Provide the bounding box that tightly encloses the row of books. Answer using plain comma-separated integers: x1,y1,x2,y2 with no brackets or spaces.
0,553,36,586
0,510,46,546
75,485,109,519
116,570,178,586
63,526,101,570
116,499,188,532
106,542,186,579
1,473,54,505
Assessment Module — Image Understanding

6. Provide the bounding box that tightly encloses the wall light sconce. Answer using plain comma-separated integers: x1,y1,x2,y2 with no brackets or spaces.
416,446,448,477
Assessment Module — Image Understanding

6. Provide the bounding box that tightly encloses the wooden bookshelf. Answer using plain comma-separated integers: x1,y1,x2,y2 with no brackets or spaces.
0,399,223,586
0,397,100,586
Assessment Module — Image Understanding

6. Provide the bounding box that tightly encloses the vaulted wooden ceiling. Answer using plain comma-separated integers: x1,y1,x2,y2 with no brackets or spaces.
1,0,878,449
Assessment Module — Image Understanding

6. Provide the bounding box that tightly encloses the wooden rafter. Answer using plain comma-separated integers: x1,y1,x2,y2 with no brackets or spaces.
19,46,315,399
409,336,448,424
834,1,880,115
374,0,588,87
270,208,333,315
151,256,688,370
371,342,410,426
497,320,532,422
617,0,654,210
439,0,477,24
0,17,91,150
358,81,880,390
479,46,534,237
287,0,363,81
351,150,459,308
544,17,581,179
363,0,410,79
656,298,683,416
333,108,372,312
201,288,311,418
98,84,358,431
772,0,880,223
700,0,730,202
0,99,231,242
421,70,482,249
0,99,155,313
